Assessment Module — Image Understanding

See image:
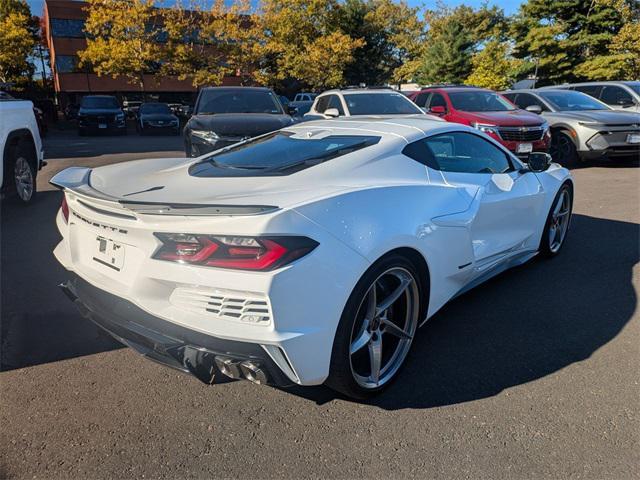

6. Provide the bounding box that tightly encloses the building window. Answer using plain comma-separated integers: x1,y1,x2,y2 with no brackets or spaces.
50,18,86,38
55,55,80,73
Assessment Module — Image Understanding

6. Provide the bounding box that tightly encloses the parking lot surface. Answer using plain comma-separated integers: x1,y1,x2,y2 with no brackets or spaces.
1,132,639,479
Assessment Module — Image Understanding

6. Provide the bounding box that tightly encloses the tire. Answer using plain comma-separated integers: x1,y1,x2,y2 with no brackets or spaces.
6,140,37,204
325,253,426,399
550,131,579,167
539,182,573,258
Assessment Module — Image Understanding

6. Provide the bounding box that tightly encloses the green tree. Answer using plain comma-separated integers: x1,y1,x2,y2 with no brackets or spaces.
511,0,635,84
575,1,640,80
465,40,525,90
0,0,38,84
336,0,389,86
415,18,474,85
79,0,158,91
365,0,426,85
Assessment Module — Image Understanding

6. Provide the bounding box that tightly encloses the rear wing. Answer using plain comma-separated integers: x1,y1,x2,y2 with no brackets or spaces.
50,167,279,216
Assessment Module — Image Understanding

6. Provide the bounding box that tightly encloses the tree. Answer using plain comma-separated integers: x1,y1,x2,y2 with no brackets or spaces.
0,0,38,84
336,0,426,86
161,0,264,87
414,3,507,86
79,0,158,91
415,18,474,85
258,0,364,90
336,0,389,86
511,0,634,84
365,0,426,85
465,40,525,90
574,1,640,80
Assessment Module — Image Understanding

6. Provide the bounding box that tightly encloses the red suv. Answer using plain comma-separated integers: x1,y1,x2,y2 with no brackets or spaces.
409,86,551,160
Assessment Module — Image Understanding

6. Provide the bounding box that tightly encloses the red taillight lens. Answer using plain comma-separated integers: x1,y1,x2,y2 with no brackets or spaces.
61,195,69,224
153,234,318,271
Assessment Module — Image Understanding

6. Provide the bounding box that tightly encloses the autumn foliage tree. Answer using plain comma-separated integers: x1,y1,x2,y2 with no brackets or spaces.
79,0,159,91
0,0,38,84
465,40,525,90
257,0,364,90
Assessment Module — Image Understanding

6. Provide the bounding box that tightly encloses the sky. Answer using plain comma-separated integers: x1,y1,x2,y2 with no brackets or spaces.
26,0,521,19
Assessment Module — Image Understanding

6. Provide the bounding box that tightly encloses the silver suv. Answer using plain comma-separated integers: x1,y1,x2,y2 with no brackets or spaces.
503,89,640,165
541,81,640,113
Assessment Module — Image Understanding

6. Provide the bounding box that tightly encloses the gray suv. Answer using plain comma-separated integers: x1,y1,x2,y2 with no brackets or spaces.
541,81,640,113
503,89,640,165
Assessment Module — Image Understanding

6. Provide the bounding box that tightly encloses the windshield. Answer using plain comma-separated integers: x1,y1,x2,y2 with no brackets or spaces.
189,132,380,177
196,89,284,115
625,82,640,95
538,91,609,111
81,96,119,109
140,103,171,114
344,93,423,115
448,91,516,112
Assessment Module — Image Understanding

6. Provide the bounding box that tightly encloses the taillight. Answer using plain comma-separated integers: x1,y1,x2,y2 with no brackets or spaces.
61,195,69,224
153,234,318,271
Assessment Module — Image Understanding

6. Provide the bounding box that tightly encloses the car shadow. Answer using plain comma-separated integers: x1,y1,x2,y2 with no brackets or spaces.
287,213,639,409
1,191,122,372
567,155,639,170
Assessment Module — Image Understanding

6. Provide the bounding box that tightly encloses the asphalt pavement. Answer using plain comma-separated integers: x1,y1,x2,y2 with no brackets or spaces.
1,130,639,479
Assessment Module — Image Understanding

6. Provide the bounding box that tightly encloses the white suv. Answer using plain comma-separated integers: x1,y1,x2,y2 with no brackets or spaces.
542,81,640,113
305,88,430,119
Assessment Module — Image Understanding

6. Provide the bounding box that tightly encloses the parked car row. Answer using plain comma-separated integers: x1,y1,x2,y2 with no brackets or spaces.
70,82,639,166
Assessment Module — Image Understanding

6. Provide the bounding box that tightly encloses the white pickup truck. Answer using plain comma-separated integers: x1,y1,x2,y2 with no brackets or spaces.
1,97,45,203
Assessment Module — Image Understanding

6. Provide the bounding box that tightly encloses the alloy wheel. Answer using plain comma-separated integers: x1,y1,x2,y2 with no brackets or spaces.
548,189,571,253
14,156,34,202
349,267,419,389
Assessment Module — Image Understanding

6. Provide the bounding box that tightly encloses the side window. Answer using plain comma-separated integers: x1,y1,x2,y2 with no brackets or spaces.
573,85,603,99
327,95,345,115
315,96,330,113
403,132,513,174
413,92,429,107
512,93,547,111
600,86,635,106
427,93,447,111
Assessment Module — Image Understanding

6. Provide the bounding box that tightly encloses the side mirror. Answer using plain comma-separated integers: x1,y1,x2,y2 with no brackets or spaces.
527,152,552,172
429,105,446,115
525,105,543,114
617,99,636,107
324,108,340,118
287,105,298,116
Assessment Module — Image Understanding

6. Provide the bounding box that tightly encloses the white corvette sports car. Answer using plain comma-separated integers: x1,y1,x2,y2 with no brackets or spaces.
52,117,573,399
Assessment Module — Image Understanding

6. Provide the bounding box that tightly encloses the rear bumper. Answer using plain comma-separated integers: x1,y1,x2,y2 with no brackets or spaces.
60,274,294,387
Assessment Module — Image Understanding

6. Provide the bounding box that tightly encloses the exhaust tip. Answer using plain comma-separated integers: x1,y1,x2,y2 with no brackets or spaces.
240,360,268,385
214,356,242,379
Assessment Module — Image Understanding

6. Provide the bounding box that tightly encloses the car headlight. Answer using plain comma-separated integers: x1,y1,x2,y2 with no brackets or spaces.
191,130,219,143
472,123,500,136
541,121,550,136
116,113,125,120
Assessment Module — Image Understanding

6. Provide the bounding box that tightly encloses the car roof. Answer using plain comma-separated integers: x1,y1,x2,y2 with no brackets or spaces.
200,86,272,92
420,86,492,93
319,89,400,95
285,116,460,143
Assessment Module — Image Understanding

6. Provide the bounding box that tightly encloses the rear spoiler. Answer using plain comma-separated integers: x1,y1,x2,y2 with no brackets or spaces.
50,167,279,216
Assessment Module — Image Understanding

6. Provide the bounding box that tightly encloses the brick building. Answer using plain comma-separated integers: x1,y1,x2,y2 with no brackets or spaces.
42,0,241,108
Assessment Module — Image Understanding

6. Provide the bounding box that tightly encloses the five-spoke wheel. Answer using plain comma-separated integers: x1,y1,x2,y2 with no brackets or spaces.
541,183,573,257
327,254,425,398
